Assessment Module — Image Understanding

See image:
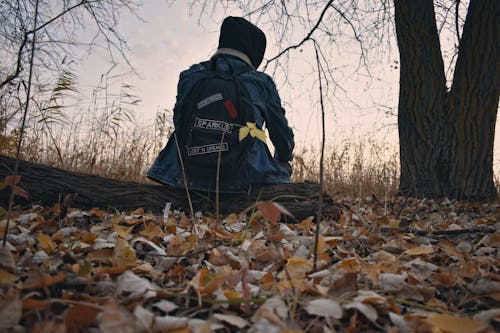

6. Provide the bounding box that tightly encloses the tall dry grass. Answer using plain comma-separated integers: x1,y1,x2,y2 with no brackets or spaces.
292,139,400,199
3,115,401,198
4,114,500,199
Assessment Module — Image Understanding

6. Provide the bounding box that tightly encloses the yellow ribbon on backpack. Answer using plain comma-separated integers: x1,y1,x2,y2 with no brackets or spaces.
239,122,266,143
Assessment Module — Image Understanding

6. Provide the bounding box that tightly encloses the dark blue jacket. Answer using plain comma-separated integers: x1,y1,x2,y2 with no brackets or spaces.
147,54,294,192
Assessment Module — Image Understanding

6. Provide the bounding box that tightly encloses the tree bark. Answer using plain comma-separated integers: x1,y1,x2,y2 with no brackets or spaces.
395,0,448,198
395,0,499,201
0,155,336,221
446,0,499,201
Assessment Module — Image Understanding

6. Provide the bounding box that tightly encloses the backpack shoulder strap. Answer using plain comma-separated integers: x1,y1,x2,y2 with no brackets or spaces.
208,55,254,77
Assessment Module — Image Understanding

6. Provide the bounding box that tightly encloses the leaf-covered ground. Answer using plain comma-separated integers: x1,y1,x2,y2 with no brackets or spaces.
0,197,499,332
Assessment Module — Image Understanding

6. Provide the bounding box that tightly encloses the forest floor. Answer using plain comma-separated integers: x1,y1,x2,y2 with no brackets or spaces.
0,196,499,332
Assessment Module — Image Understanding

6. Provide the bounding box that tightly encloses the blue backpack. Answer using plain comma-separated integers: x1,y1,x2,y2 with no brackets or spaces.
175,58,256,188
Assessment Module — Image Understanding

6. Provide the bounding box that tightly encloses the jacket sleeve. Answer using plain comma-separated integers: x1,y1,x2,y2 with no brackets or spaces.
263,77,294,162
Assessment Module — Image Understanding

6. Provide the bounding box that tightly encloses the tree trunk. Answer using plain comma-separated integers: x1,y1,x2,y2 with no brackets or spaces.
446,0,499,201
395,0,499,201
0,155,338,221
394,0,448,198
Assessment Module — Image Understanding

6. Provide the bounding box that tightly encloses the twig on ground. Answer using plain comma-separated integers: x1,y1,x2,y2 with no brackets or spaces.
173,132,195,221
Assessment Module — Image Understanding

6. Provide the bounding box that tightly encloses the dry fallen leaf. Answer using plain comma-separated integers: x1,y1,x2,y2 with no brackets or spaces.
152,316,188,331
38,231,55,254
345,301,378,323
304,299,343,319
404,245,434,256
98,302,135,333
425,313,488,333
281,257,313,280
2,196,497,332
64,304,101,333
0,288,22,330
23,271,65,290
116,270,157,299
213,313,249,329
0,268,19,285
111,237,137,267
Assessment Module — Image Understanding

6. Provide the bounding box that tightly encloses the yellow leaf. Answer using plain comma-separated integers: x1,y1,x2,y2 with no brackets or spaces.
239,127,250,141
239,122,266,143
425,313,487,333
113,223,134,238
111,237,137,267
38,232,55,254
250,127,267,143
283,257,313,280
337,257,361,273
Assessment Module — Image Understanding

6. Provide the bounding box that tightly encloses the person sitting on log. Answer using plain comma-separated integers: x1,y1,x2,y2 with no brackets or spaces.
147,16,294,192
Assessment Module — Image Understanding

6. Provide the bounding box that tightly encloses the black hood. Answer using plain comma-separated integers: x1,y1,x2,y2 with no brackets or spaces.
217,17,266,69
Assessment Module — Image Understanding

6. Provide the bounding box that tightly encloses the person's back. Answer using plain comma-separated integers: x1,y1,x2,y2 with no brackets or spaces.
147,17,294,192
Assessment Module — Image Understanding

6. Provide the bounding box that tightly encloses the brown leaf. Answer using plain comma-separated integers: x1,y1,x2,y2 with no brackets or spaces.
13,185,29,200
38,232,56,254
113,224,134,238
282,257,313,280
111,237,137,267
23,272,65,290
259,271,275,290
425,313,487,333
22,298,51,310
0,268,19,285
195,267,232,296
4,175,21,186
65,304,101,333
87,248,113,263
139,222,164,239
337,257,361,273
404,245,433,256
256,201,292,224
0,288,22,330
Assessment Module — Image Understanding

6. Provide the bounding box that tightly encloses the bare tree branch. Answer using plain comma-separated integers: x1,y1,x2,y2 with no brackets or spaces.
262,0,334,71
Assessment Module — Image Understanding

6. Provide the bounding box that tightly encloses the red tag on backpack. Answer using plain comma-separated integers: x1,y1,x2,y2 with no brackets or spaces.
224,100,238,119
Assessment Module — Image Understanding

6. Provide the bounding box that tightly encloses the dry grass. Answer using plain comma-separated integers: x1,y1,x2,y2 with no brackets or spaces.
292,139,400,199
2,119,500,200
1,114,401,198
15,123,167,184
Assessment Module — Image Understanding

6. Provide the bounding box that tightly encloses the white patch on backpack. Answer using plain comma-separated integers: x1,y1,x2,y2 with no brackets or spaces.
187,143,229,156
197,93,223,109
194,118,233,133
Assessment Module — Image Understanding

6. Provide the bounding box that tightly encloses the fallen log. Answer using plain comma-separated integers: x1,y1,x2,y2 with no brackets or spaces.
0,155,336,221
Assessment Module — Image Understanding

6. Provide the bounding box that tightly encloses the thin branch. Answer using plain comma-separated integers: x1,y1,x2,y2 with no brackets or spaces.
329,4,370,72
25,0,88,35
3,0,39,247
174,132,195,219
455,0,461,44
313,41,326,271
262,0,334,71
0,32,28,89
0,0,89,89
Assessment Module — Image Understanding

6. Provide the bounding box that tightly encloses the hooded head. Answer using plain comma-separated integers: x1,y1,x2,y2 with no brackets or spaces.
217,17,267,69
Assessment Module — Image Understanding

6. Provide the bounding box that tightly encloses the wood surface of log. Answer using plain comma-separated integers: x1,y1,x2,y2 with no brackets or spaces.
0,155,334,220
